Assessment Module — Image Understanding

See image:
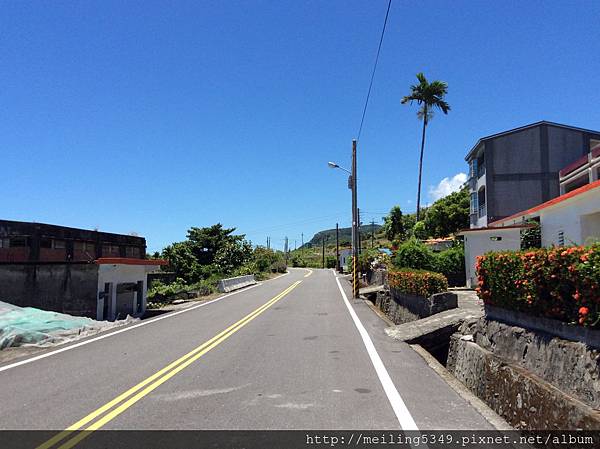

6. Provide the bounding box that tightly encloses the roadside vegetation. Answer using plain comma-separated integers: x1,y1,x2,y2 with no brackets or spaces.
476,243,600,328
147,224,286,308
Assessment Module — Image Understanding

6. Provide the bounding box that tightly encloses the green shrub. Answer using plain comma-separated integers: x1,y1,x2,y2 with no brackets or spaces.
393,238,435,271
434,245,464,274
291,254,307,267
477,244,600,328
326,256,337,269
389,269,448,297
270,259,287,273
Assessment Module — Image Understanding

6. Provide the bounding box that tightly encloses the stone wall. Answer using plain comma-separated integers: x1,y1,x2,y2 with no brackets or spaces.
375,288,457,325
448,317,600,429
0,263,99,317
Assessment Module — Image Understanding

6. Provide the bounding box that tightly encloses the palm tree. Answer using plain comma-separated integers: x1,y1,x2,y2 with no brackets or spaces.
401,73,450,221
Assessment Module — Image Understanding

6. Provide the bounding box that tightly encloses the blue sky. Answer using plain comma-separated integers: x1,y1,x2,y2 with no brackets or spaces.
2,1,600,252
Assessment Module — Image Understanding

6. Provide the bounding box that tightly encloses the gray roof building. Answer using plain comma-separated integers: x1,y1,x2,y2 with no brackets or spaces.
465,121,600,228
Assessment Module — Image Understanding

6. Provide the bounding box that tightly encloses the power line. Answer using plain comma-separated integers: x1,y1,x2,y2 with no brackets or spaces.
357,0,392,141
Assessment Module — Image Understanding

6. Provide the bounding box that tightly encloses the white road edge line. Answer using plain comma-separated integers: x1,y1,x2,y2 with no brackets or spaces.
0,271,291,374
334,273,419,431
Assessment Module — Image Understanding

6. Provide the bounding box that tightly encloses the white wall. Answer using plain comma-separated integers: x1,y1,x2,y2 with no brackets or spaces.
463,228,522,287
540,190,600,246
96,264,159,321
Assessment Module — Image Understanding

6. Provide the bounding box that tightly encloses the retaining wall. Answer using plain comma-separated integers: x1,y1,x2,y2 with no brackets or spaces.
447,316,600,429
375,288,457,325
0,263,98,317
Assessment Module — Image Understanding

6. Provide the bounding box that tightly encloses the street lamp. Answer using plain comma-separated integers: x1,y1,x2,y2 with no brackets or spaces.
328,139,359,298
328,161,350,174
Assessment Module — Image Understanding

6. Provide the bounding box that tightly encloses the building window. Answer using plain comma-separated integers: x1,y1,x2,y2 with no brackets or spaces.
470,193,478,214
125,246,141,258
478,186,487,218
40,238,52,248
0,238,9,248
10,237,28,248
53,239,66,249
470,159,478,179
75,241,96,252
102,244,121,257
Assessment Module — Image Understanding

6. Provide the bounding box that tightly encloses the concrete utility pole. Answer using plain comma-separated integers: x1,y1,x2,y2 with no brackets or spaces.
335,223,340,272
371,220,375,248
284,237,288,263
351,139,359,298
322,237,326,269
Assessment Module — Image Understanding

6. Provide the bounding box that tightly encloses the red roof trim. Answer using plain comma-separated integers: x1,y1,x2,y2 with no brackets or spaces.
457,224,533,234
491,179,600,226
95,257,168,266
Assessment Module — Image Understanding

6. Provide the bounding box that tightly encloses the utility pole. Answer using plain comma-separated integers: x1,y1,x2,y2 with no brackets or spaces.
301,233,304,258
371,219,375,248
351,139,359,298
335,223,340,272
294,240,297,251
284,237,288,263
322,237,326,269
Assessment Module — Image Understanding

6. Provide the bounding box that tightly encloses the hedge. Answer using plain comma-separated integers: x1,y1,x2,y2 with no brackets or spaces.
476,243,600,328
389,269,448,298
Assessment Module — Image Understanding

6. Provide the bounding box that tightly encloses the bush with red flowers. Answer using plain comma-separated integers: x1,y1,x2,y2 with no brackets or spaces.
476,243,600,328
389,269,448,298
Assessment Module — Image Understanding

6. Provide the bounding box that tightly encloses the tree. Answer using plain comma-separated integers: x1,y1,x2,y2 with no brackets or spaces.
424,186,470,238
412,221,428,240
162,224,252,282
383,206,405,241
401,73,450,222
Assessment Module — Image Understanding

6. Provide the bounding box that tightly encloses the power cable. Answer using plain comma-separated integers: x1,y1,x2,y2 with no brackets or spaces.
356,0,393,141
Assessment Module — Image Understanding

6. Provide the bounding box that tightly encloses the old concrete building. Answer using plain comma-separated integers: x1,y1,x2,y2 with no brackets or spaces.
0,219,146,263
466,121,600,228
0,220,165,320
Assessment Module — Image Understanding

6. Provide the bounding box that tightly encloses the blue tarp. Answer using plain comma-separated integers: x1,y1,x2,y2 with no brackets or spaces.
0,301,132,349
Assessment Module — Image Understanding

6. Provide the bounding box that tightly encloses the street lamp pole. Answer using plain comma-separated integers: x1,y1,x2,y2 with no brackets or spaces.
328,140,358,298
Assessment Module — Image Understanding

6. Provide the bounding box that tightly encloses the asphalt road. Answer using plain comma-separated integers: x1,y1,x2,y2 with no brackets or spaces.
0,268,493,439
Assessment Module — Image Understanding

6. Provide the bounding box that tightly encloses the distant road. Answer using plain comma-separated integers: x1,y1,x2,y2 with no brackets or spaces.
0,268,492,446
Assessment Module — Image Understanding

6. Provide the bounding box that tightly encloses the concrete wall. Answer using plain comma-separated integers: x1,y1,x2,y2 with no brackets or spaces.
463,228,522,287
0,219,146,262
0,263,99,317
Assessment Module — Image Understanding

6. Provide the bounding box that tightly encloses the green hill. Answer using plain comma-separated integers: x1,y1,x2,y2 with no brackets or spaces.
303,225,382,248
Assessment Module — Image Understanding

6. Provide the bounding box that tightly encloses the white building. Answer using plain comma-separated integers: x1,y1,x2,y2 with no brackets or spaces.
493,179,600,247
460,179,600,287
458,225,529,288
338,249,352,272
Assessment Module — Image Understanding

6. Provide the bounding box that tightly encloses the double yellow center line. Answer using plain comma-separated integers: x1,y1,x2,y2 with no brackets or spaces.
38,280,302,449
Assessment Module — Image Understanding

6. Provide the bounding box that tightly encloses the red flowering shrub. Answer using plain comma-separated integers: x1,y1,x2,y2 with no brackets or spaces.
389,269,448,298
476,243,600,328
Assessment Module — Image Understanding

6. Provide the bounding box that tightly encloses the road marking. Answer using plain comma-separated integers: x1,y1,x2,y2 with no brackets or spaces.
334,274,419,431
37,280,302,449
303,269,313,278
0,272,291,374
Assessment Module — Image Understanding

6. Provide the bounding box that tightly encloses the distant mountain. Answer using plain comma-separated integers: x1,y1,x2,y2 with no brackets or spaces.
302,224,382,248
